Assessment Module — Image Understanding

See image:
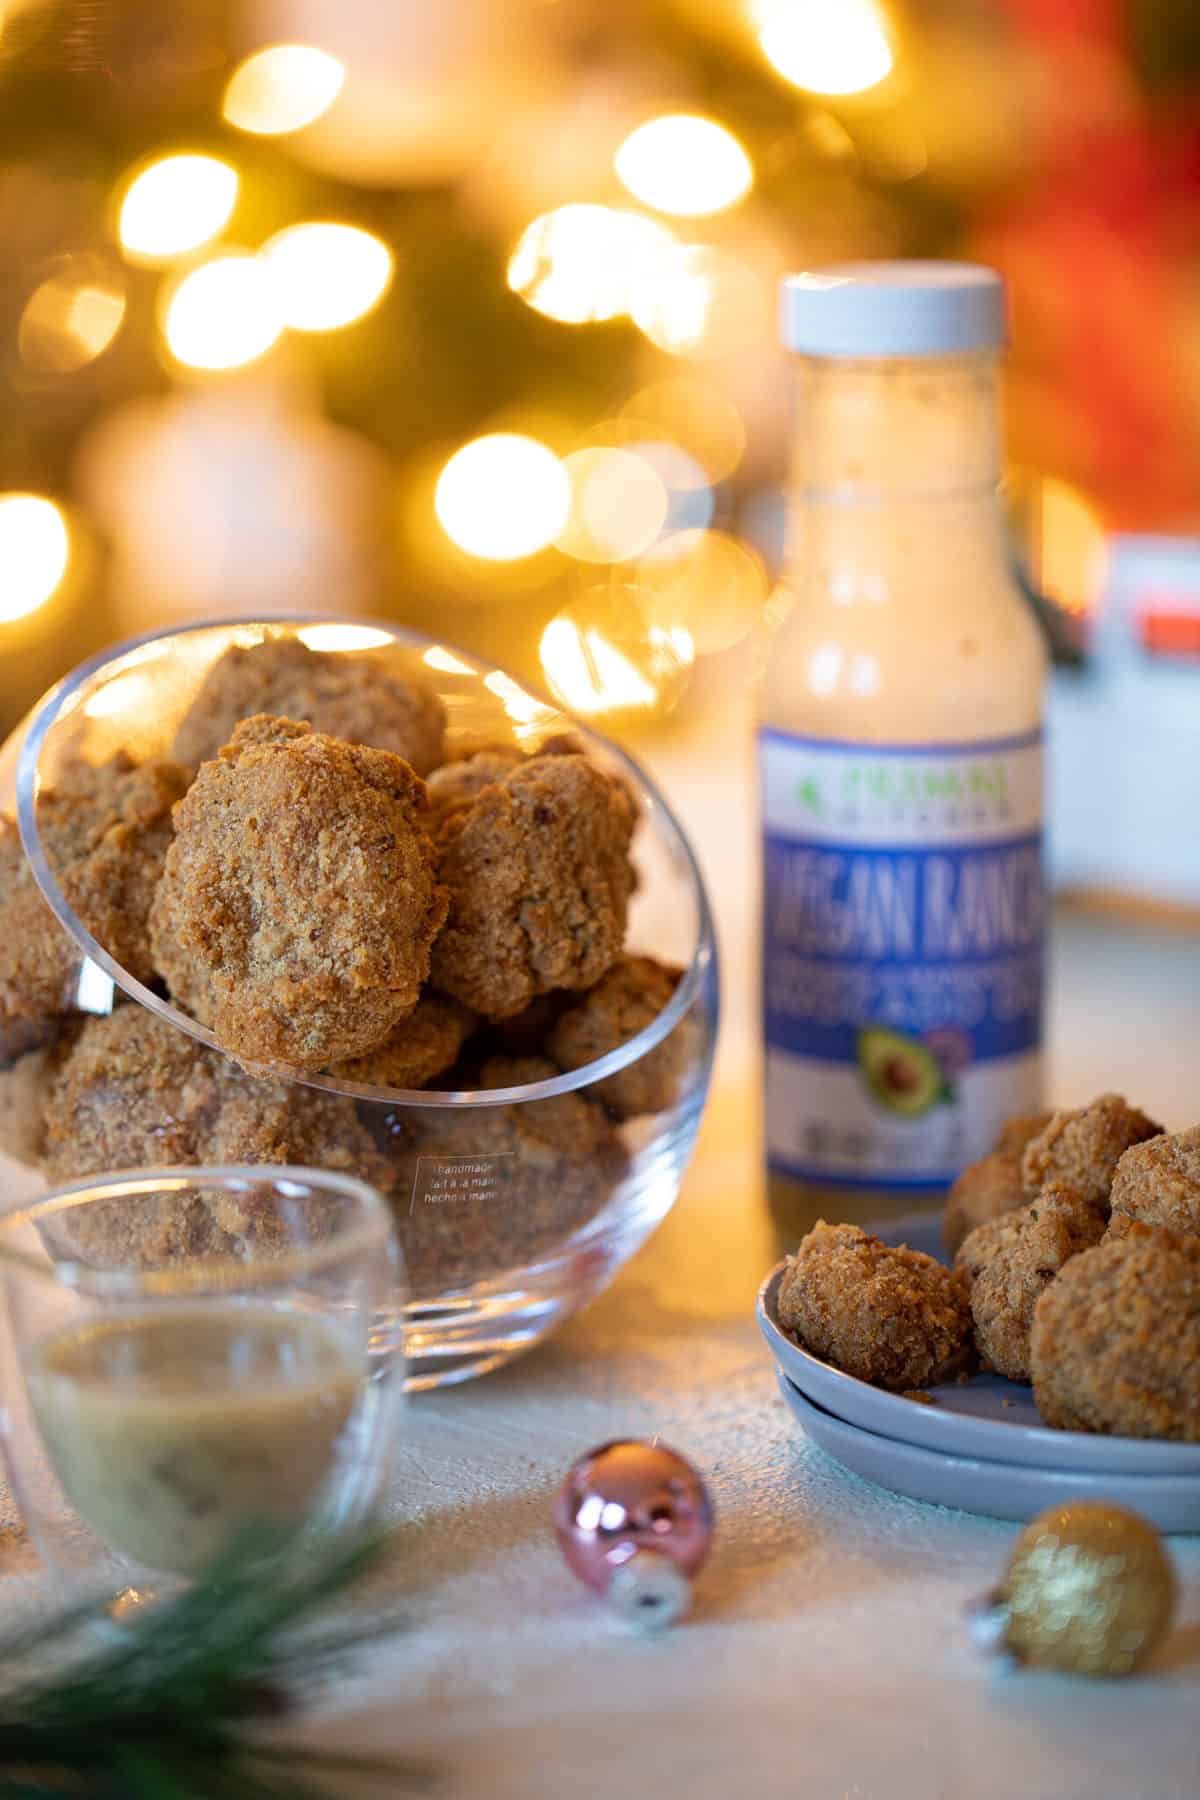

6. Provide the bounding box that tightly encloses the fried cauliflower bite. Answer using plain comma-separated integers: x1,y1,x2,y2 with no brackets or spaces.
430,752,637,1020
0,755,188,1032
0,1041,56,1167
546,954,691,1119
0,816,76,1032
955,1181,1106,1382
1031,1222,1200,1439
39,1007,392,1266
1020,1093,1163,1211
487,991,573,1056
943,1110,1053,1257
1108,1126,1200,1240
149,716,447,1072
425,748,525,826
777,1221,973,1391
325,991,476,1090
171,636,446,774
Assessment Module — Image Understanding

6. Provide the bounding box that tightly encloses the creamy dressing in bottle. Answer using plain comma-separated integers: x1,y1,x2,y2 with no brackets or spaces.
761,264,1047,1241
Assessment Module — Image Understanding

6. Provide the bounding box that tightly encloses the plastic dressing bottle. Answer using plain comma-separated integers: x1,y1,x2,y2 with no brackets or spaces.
760,263,1047,1240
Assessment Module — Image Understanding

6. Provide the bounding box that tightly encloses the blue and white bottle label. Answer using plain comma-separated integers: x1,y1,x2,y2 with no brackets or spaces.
761,729,1044,1189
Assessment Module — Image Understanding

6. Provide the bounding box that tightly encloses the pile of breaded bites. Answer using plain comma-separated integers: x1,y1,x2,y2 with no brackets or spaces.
0,638,697,1292
778,1094,1200,1441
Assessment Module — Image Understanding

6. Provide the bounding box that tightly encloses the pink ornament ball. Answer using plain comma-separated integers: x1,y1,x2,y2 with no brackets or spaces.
554,1439,714,1607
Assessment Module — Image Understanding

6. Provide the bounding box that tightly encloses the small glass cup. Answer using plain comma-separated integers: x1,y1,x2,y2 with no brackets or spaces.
0,1165,403,1607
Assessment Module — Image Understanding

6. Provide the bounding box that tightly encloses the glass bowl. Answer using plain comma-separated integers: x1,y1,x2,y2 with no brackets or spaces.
0,1165,403,1605
0,617,718,1387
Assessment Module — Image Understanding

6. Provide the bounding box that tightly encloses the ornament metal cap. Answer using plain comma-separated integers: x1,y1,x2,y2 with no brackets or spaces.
608,1549,692,1634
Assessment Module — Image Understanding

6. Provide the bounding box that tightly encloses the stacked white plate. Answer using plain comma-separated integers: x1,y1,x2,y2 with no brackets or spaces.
756,1222,1200,1533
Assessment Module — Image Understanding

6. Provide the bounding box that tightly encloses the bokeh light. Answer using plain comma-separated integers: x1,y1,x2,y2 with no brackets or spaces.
18,264,125,374
435,434,569,560
75,388,392,623
483,670,558,729
423,646,477,676
83,671,155,722
117,155,239,264
1034,477,1108,616
638,528,769,652
629,433,712,493
624,442,715,530
222,44,345,136
0,494,69,623
160,255,283,370
540,586,694,721
622,379,746,483
557,448,669,564
614,115,753,218
260,223,393,331
507,203,674,324
758,0,893,98
296,623,395,652
631,244,762,357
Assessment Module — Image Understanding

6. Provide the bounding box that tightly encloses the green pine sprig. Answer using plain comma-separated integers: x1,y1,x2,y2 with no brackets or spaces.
0,1527,430,1800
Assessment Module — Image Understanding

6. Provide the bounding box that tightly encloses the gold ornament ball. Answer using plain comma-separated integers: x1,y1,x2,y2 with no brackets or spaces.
1000,1503,1176,1677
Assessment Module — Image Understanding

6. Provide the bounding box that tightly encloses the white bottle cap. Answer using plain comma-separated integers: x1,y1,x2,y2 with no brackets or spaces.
779,261,1006,357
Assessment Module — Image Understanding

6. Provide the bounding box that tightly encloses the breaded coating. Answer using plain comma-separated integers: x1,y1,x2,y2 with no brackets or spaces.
0,755,187,1027
425,737,591,829
0,1042,56,1168
0,817,74,1027
1109,1126,1200,1239
40,1008,391,1265
487,991,573,1055
150,717,447,1071
1020,1093,1163,1210
546,954,691,1118
777,1221,973,1391
326,991,476,1090
1031,1223,1200,1439
42,1008,220,1184
172,636,446,774
533,732,587,757
426,749,524,825
45,756,190,984
431,753,636,1020
381,1053,626,1296
38,1013,242,1267
0,1015,58,1065
995,1110,1057,1158
955,1181,1106,1382
943,1110,1052,1256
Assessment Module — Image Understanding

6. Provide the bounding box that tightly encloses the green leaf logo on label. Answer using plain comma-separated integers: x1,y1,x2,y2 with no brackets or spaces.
795,775,823,815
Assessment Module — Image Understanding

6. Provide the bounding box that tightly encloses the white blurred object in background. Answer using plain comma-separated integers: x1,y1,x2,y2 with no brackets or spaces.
74,371,390,628
245,0,553,185
1048,534,1200,908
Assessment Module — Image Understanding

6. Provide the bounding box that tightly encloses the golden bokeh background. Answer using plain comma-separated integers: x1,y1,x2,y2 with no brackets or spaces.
2,0,1196,738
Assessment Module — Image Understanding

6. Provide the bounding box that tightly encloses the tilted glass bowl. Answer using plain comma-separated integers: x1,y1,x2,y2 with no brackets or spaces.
0,618,718,1387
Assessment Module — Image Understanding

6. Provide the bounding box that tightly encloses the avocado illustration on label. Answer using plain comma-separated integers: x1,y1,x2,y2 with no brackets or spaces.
857,1026,949,1118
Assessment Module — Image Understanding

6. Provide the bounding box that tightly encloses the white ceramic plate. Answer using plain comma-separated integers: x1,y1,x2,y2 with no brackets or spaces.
776,1370,1200,1532
757,1260,1200,1478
